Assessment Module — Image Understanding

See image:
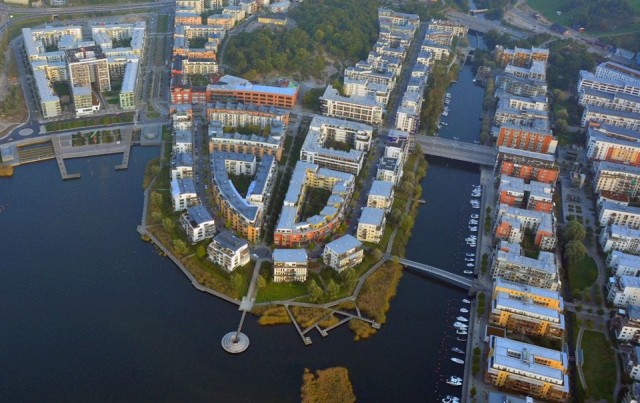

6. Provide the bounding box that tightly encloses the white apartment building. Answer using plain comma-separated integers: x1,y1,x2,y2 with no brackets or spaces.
600,224,640,254
587,125,640,164
579,87,640,114
171,152,194,181
323,234,364,273
578,70,640,98
492,243,559,290
207,231,250,272
367,180,394,211
420,40,450,61
596,62,640,87
594,161,640,198
320,85,384,126
299,116,372,175
581,104,640,130
174,130,194,153
272,248,308,283
357,207,386,244
34,69,62,118
599,200,640,228
170,178,198,212
608,251,640,277
609,276,640,307
171,104,193,131
180,205,216,243
427,19,468,37
614,307,640,343
376,156,403,187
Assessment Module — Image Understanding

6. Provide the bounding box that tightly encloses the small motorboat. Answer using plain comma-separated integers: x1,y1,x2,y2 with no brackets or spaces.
462,299,470,304
460,308,469,313
457,337,467,342
463,270,474,275
441,122,448,126
466,263,474,267
466,253,475,257
446,92,451,98
442,395,460,403
452,347,465,354
454,322,468,328
442,111,449,117
456,329,468,335
469,226,478,232
446,376,462,386
456,316,468,322
469,219,478,225
453,136,459,140
470,214,479,219
451,357,464,364
465,258,475,262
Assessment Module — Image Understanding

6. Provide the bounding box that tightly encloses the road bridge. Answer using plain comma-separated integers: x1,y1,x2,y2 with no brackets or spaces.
415,136,497,166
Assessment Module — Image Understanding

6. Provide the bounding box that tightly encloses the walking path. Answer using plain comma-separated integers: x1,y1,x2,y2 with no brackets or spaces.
575,327,588,391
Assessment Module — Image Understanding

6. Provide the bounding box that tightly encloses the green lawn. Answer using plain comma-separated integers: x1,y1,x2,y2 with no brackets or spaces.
568,254,599,291
581,330,616,402
255,281,309,302
526,0,570,22
157,14,169,33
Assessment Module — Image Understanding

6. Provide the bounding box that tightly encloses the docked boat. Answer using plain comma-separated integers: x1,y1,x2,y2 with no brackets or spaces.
442,111,449,117
462,299,470,304
460,308,469,313
469,226,478,232
454,322,467,328
452,347,465,354
457,337,467,342
466,253,475,257
457,316,468,322
456,329,468,335
465,258,475,262
453,136,459,140
441,122,448,126
469,219,478,225
470,214,479,219
446,376,463,386
466,263,474,267
451,357,464,364
442,395,460,403
463,270,474,275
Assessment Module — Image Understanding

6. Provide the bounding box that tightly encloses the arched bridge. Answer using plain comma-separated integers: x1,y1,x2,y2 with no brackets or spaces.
415,136,497,166
394,257,475,290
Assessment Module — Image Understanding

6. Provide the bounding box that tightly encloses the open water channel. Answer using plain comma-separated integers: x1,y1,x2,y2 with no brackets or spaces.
1,63,486,401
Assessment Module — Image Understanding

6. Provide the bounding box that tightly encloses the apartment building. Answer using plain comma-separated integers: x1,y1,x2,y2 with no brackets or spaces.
367,180,394,212
171,104,193,131
596,61,640,86
207,231,250,272
492,242,559,290
299,116,373,175
495,204,557,250
496,123,557,155
495,46,550,67
208,121,284,161
485,336,569,402
582,104,640,130
587,124,640,165
490,277,565,338
171,178,198,211
206,101,290,127
609,276,640,307
344,63,397,91
594,161,640,198
211,152,276,243
495,73,548,98
608,251,640,277
598,200,640,228
171,152,194,181
427,19,468,37
420,40,450,61
320,85,384,126
578,70,640,98
612,307,640,343
578,87,640,114
600,224,640,254
357,207,386,243
272,249,308,283
376,156,403,187
174,129,193,153
180,205,216,243
323,234,364,273
498,147,559,184
274,162,354,247
498,176,553,212
206,75,298,108
33,69,62,118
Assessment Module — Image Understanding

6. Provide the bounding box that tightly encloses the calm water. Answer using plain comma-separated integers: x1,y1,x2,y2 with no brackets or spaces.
0,67,485,401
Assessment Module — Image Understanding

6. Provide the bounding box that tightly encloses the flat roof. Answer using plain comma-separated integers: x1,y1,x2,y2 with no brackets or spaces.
368,180,393,198
171,177,196,196
184,205,214,225
325,234,362,255
272,248,308,263
173,152,193,168
210,74,298,97
121,58,139,93
495,292,564,325
596,160,640,175
490,336,567,383
494,277,562,302
213,230,248,251
359,207,385,226
608,223,640,239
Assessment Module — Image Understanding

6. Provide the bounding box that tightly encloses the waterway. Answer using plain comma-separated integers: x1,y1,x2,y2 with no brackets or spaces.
1,64,487,402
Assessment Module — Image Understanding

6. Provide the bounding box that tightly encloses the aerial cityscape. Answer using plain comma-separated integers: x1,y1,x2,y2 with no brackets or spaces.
2,0,640,401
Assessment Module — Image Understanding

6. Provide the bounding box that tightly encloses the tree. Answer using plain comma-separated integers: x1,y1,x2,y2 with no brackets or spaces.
388,208,403,225
308,279,323,302
326,279,340,300
564,240,586,265
371,248,383,261
341,269,358,290
196,244,207,258
162,217,175,232
257,275,267,288
150,191,163,207
231,273,244,292
564,220,586,242
173,239,188,255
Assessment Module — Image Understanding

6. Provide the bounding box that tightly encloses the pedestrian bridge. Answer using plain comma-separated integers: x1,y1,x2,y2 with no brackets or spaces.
415,136,497,166
394,257,474,290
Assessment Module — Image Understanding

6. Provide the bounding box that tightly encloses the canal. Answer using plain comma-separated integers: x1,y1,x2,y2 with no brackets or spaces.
0,64,487,401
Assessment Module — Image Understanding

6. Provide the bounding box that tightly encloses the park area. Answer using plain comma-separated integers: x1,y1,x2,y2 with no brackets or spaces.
581,330,616,402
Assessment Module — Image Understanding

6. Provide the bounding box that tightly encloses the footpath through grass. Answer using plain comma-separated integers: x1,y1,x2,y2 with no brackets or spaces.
581,330,616,402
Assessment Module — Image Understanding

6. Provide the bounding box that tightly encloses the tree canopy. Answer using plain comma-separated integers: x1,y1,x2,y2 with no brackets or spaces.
301,367,356,403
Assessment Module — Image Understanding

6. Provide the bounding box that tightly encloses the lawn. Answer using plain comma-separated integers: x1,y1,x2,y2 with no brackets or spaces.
526,0,570,22
567,254,599,291
581,330,616,402
157,14,169,33
255,281,309,303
